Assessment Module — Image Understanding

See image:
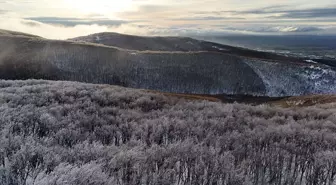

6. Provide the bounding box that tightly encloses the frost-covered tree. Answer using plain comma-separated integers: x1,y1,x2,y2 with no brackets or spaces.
0,80,336,185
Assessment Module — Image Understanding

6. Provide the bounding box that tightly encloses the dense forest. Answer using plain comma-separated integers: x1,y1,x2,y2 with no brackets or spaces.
1,80,336,185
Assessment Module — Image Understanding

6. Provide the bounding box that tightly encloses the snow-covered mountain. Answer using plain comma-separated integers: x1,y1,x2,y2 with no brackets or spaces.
0,30,335,97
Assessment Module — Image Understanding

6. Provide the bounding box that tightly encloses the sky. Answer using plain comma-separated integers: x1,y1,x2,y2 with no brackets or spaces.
0,0,336,39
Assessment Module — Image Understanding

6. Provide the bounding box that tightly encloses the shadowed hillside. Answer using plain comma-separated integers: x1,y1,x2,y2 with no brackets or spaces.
1,80,336,185
0,30,336,97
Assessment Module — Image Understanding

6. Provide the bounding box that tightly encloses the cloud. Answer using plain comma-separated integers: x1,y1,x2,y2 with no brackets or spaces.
0,18,114,39
2,0,336,40
25,17,129,27
232,5,291,14
228,6,336,19
20,20,41,27
273,8,336,19
117,3,183,20
157,5,336,24
136,4,172,13
171,16,245,21
0,18,168,39
0,9,9,14
112,24,332,36
223,26,324,33
0,17,335,40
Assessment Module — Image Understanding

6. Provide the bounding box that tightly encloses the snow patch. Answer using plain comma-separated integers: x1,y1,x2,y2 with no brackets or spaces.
309,65,322,70
305,60,317,64
187,41,194,45
212,45,227,51
95,36,101,42
286,100,305,106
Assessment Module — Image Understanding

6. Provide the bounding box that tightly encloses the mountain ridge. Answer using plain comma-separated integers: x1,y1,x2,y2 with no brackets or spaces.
0,29,335,97
69,32,311,64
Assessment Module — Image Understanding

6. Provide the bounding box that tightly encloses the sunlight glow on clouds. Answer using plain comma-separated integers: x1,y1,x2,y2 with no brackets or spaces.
0,0,335,38
63,0,134,15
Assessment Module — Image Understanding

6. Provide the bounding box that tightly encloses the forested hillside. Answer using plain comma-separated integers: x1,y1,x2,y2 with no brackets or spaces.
1,80,336,185
1,32,336,97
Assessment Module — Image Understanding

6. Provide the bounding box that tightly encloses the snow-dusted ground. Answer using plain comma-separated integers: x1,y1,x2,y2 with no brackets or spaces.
244,59,336,96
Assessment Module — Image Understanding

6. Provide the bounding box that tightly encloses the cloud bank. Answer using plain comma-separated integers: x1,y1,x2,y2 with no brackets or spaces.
25,17,129,27
0,0,335,39
1,17,336,39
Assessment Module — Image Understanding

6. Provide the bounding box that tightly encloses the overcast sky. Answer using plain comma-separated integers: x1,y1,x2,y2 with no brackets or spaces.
0,0,336,39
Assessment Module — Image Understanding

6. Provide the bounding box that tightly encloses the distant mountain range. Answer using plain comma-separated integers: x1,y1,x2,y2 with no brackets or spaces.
197,35,336,61
69,32,304,63
0,30,335,97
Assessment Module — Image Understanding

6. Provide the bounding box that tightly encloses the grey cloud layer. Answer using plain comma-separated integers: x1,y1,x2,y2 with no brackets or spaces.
1,0,336,38
235,6,336,19
222,26,324,33
273,8,336,18
171,16,245,21
0,9,9,14
19,17,334,37
25,17,129,27
189,6,336,20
